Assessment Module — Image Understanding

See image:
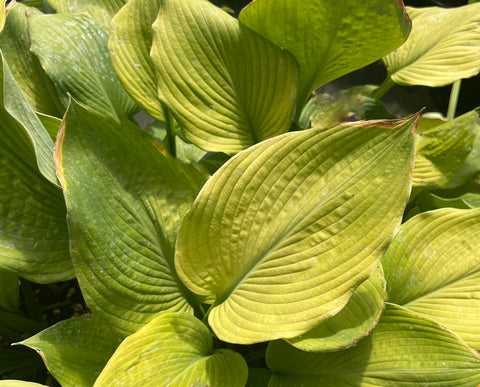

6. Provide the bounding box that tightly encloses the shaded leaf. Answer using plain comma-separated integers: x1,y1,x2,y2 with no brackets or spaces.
266,304,480,386
417,191,480,211
383,207,480,348
150,0,299,153
55,101,207,334
0,269,18,312
94,312,248,387
239,0,410,112
176,116,416,344
383,4,480,87
20,315,124,387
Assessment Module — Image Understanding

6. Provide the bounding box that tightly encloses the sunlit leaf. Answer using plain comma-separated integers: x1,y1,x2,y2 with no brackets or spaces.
176,116,416,344
383,207,480,348
150,0,299,153
20,315,124,387
55,101,207,334
0,0,6,33
0,381,47,387
239,0,410,112
94,312,248,387
266,304,480,386
383,4,480,87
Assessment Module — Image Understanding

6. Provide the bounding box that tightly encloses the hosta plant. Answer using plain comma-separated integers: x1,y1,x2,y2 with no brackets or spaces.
1,0,480,385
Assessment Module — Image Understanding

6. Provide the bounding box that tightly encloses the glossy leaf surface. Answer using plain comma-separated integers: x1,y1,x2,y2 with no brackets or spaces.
384,4,480,86
176,117,416,344
150,0,299,153
55,101,207,334
266,304,480,386
240,0,410,110
94,312,248,387
383,207,480,348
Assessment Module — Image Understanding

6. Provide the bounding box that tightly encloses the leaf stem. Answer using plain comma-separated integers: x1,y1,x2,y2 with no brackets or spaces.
161,103,176,158
447,79,462,120
372,76,395,100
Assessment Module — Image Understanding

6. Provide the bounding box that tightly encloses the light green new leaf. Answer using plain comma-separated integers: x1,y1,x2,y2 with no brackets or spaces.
0,54,72,283
413,111,478,188
109,0,164,121
28,13,137,122
383,207,480,349
20,315,124,387
0,3,64,117
384,4,480,87
45,0,127,27
239,0,410,112
55,101,207,334
176,116,417,344
287,265,386,352
0,0,6,33
150,0,299,153
266,303,480,386
95,312,248,387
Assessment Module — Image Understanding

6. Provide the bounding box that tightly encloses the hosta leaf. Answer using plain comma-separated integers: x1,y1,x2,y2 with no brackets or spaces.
109,0,164,121
176,116,417,344
0,0,6,33
239,0,410,112
45,0,127,27
383,4,480,87
0,382,47,387
0,3,64,117
28,13,137,121
383,207,480,348
37,113,62,143
20,315,124,387
0,54,72,283
0,269,18,312
55,101,207,334
417,192,480,211
94,312,248,387
266,303,480,386
150,0,299,153
287,265,386,352
413,111,478,188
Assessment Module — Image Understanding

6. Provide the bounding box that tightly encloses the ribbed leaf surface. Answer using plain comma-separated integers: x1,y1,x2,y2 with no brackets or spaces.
150,0,299,153
239,0,410,111
55,101,207,334
384,4,480,86
94,313,248,387
176,117,416,344
20,316,124,387
266,304,480,386
383,208,480,348
109,0,164,120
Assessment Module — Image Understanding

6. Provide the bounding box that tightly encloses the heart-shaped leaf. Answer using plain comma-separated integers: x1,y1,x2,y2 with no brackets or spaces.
176,116,417,344
19,315,124,387
55,100,207,334
0,54,72,283
383,207,480,348
383,4,480,87
109,0,164,121
150,0,299,153
28,13,137,121
266,303,480,386
239,0,411,112
94,312,248,387
287,265,386,352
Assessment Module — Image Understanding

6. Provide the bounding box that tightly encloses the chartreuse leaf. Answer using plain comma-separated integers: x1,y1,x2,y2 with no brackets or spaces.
287,265,386,352
413,111,478,188
383,208,480,349
0,54,72,283
109,0,164,121
94,312,248,387
176,116,417,344
0,3,64,117
266,303,480,386
239,0,410,112
20,315,124,387
55,101,207,334
150,0,299,154
28,13,137,122
0,382,46,387
383,4,480,87
0,0,6,33
45,0,127,27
